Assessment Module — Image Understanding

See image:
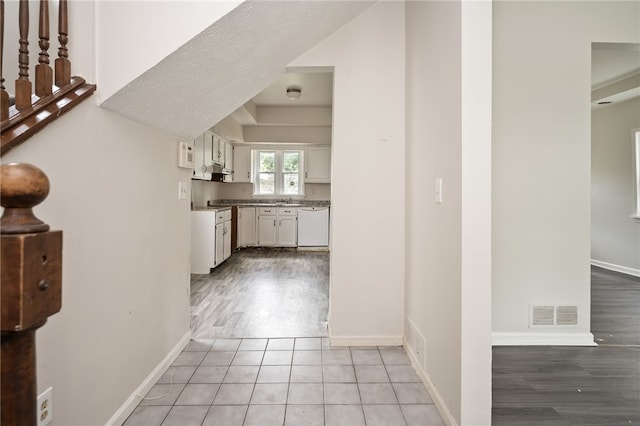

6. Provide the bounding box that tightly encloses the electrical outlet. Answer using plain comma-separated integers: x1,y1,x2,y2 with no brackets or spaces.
38,387,53,426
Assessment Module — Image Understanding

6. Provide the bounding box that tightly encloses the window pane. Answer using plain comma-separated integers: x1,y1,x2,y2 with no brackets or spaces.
259,152,275,172
283,173,299,194
283,152,299,172
258,173,275,194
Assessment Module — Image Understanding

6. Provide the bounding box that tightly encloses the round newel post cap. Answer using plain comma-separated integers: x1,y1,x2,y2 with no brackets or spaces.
1,163,51,234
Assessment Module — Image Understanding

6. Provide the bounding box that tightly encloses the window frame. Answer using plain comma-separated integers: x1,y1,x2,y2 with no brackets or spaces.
252,149,305,197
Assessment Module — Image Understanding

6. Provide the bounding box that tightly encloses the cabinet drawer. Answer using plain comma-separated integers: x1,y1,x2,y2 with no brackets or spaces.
216,211,226,223
277,207,297,216
258,207,276,216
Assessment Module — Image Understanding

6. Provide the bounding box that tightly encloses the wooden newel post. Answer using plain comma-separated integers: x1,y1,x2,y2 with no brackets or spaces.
1,163,62,426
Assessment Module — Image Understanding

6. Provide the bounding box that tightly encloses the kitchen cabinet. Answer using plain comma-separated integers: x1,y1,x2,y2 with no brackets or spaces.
237,207,257,247
277,207,298,247
224,142,234,182
191,211,216,273
210,132,225,165
305,147,331,183
257,207,297,247
233,145,252,183
192,134,212,180
215,209,232,266
257,207,278,246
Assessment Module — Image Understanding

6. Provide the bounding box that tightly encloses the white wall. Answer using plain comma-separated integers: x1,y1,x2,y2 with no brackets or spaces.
405,2,492,424
3,4,192,424
592,97,640,272
492,1,640,344
95,0,242,102
290,1,406,343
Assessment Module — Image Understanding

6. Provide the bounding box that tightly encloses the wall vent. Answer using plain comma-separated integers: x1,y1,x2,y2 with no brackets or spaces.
530,304,579,327
531,305,555,326
556,305,578,325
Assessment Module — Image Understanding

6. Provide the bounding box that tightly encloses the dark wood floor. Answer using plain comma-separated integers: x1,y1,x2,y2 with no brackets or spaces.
190,248,329,340
492,266,640,426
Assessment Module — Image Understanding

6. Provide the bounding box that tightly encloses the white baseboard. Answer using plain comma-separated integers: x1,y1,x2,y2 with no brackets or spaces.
329,335,403,347
492,332,597,346
105,330,191,426
403,337,458,426
591,259,640,278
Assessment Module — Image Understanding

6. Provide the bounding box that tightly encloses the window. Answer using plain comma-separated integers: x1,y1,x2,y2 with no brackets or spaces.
634,130,640,220
253,150,304,196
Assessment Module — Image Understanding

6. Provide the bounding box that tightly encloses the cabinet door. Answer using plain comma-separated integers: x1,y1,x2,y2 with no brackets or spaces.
233,146,252,183
215,222,225,265
238,207,257,247
224,143,234,182
217,137,226,165
223,220,232,260
257,216,277,246
305,147,331,183
204,131,214,166
278,216,297,247
190,211,216,273
192,135,206,180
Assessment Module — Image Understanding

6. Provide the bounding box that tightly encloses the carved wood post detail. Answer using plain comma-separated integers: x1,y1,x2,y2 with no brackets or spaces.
54,0,69,87
1,0,9,121
1,163,62,426
36,0,52,97
15,0,32,111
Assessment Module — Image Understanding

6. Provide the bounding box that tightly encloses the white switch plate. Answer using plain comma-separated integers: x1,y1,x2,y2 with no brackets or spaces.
178,181,188,200
435,178,443,203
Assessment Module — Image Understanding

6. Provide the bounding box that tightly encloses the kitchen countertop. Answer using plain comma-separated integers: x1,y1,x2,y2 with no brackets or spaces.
208,199,330,208
192,200,330,212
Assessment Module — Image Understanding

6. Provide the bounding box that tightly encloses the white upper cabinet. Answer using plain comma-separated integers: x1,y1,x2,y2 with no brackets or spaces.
193,134,212,180
224,142,234,182
212,133,225,165
233,145,252,183
305,147,331,183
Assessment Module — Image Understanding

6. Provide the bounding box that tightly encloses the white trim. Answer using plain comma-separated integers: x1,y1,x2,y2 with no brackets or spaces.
591,259,640,278
403,336,458,426
328,335,403,347
105,330,191,426
491,332,597,346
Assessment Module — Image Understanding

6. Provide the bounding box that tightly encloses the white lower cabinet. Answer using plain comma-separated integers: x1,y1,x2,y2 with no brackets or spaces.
191,211,216,274
277,208,297,247
214,209,232,266
257,208,278,246
237,207,257,247
257,207,297,247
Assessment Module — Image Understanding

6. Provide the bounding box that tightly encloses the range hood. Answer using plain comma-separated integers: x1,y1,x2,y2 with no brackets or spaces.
206,162,234,176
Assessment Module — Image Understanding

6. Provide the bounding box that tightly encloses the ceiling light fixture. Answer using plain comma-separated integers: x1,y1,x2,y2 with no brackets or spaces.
286,86,302,100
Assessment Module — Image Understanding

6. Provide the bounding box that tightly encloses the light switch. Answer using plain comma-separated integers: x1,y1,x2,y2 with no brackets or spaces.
435,178,443,203
178,181,188,200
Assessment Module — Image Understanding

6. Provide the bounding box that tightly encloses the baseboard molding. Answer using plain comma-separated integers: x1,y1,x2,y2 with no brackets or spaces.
492,332,597,346
329,335,403,347
403,337,458,426
591,259,640,278
105,330,191,426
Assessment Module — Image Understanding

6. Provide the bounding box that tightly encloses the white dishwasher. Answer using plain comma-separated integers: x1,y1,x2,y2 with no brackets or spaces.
297,207,330,247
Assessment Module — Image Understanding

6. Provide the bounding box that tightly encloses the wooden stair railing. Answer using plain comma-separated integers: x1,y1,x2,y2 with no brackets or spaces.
1,162,63,426
1,0,96,156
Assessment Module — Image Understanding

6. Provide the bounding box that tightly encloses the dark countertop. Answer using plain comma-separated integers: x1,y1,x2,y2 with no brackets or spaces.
206,199,331,208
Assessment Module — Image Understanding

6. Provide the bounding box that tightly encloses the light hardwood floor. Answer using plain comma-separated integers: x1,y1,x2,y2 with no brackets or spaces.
190,248,329,340
492,266,640,425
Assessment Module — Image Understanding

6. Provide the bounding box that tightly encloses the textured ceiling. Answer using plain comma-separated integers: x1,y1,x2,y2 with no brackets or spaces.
100,1,373,139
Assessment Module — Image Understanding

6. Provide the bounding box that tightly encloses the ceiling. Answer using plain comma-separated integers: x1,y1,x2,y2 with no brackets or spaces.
591,43,640,107
252,72,333,107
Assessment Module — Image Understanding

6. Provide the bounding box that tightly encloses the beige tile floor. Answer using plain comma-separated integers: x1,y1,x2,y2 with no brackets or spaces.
123,337,445,426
